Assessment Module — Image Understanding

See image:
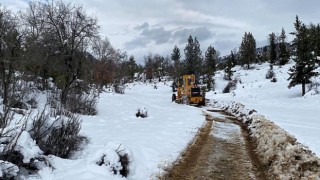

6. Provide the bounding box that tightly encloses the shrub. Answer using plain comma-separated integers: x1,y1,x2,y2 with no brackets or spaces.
114,83,125,94
266,65,276,79
0,160,19,179
0,108,47,178
266,69,275,79
223,79,238,93
136,108,148,118
308,81,320,95
29,107,89,158
92,143,132,177
47,88,98,116
66,92,98,115
271,77,277,83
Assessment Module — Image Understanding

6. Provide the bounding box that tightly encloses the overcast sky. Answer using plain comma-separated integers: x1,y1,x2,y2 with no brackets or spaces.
3,0,320,63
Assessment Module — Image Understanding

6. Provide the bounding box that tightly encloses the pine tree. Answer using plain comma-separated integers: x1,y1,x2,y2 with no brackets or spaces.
204,45,217,76
171,45,181,63
128,55,137,81
193,37,203,75
288,16,318,96
224,52,235,80
171,45,181,79
309,23,320,63
239,32,256,69
184,35,194,74
269,32,277,65
230,50,237,66
184,35,202,75
279,28,290,65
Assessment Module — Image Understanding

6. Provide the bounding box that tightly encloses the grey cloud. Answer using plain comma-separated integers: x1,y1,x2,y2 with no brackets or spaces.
173,27,213,44
125,25,173,49
135,22,149,30
125,25,215,49
141,27,172,44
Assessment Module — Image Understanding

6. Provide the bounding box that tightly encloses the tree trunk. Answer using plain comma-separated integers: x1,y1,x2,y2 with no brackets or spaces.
61,85,69,106
302,82,306,96
61,55,76,106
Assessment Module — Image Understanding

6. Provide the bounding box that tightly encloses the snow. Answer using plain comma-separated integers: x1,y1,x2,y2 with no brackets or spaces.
207,61,320,157
212,121,241,141
0,160,19,178
208,101,320,178
14,131,43,163
3,60,320,179
40,82,204,179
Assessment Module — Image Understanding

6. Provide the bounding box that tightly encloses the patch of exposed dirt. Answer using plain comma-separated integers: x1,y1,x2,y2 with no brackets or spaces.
162,113,267,180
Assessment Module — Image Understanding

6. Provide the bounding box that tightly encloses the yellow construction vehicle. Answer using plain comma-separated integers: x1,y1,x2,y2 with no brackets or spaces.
172,74,205,106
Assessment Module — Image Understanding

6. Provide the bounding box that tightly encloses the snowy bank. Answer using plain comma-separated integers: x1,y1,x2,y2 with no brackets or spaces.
208,100,320,179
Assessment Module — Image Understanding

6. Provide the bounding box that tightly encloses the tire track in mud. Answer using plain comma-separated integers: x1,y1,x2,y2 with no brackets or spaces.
162,111,267,180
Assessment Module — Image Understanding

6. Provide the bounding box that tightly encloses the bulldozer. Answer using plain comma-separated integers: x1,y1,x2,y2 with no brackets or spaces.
172,74,205,106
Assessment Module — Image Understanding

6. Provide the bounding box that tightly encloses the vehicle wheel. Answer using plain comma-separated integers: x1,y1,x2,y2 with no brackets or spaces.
172,94,176,102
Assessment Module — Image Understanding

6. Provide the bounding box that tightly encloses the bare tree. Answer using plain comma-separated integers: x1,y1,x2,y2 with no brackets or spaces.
43,1,99,105
0,5,22,106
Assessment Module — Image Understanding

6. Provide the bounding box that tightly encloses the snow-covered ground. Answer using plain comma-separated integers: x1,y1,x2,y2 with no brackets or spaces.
28,60,320,179
207,61,320,156
37,82,205,179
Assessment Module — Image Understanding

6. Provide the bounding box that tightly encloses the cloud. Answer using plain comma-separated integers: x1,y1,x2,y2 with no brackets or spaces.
7,0,320,62
141,27,172,44
135,22,149,30
124,25,214,50
173,27,214,44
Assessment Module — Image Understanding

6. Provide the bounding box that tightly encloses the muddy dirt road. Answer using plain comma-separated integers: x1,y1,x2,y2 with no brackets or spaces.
162,111,267,180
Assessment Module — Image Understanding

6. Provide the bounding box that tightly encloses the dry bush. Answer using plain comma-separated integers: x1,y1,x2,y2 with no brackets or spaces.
0,160,19,179
93,144,132,177
66,92,98,115
29,107,89,158
308,81,320,95
223,79,238,93
265,69,275,79
114,83,125,94
48,88,98,116
0,108,49,178
136,108,148,118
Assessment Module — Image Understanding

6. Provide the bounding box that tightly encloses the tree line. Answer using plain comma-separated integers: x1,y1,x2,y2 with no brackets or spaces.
167,16,319,96
0,1,142,109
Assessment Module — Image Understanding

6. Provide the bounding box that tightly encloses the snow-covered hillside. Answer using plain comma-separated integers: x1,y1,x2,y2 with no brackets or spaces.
207,61,320,156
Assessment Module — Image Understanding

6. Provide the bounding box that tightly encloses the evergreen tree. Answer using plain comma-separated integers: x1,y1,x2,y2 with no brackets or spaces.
261,46,269,63
288,16,318,96
128,55,137,81
171,45,181,79
171,45,181,62
184,35,202,75
309,23,320,63
193,37,203,75
239,32,256,69
230,50,237,66
204,45,217,76
224,52,235,80
279,28,290,65
269,32,277,65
